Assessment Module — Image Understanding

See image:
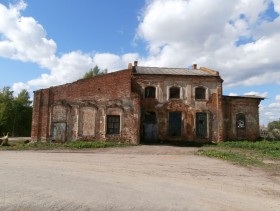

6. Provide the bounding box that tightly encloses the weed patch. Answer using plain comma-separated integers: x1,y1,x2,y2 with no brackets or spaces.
0,141,131,150
196,140,280,169
196,149,263,166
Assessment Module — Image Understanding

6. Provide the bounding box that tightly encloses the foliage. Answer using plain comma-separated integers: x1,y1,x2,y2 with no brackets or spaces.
0,87,32,136
268,120,280,131
0,141,131,150
197,140,280,168
196,150,263,166
83,65,108,79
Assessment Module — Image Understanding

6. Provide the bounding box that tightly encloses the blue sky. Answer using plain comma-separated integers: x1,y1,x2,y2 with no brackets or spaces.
0,0,280,125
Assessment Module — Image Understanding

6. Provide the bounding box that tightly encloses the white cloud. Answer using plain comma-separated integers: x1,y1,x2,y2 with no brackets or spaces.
136,0,280,88
276,95,280,101
269,102,280,108
228,93,238,96
12,82,30,96
273,0,280,13
1,0,280,127
243,91,268,98
0,2,140,91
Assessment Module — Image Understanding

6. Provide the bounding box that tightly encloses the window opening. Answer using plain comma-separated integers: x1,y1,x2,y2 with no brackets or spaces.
236,114,246,129
195,87,206,100
169,87,180,99
145,87,156,98
107,115,120,134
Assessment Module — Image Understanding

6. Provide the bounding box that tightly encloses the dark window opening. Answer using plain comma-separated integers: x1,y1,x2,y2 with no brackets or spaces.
195,87,206,100
107,115,120,134
196,112,207,138
236,114,246,129
144,112,157,124
145,86,156,98
168,112,182,136
169,87,180,99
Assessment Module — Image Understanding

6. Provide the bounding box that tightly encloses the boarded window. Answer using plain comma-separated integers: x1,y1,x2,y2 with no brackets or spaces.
195,87,206,100
107,115,120,134
145,86,156,98
168,112,182,136
196,112,207,138
52,122,66,143
169,87,180,99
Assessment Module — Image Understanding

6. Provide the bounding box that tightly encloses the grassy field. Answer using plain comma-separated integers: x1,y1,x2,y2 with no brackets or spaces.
196,140,280,169
0,141,131,150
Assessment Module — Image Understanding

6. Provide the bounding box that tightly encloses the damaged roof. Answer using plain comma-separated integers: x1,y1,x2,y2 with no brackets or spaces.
133,66,219,76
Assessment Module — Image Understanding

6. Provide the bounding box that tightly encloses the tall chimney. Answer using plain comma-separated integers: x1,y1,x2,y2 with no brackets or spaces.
192,64,197,69
134,61,138,67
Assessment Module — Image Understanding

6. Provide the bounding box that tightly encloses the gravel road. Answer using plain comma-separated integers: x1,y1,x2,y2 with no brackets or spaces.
0,145,280,211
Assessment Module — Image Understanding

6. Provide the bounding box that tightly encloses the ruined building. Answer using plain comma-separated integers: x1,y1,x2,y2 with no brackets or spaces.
31,62,263,144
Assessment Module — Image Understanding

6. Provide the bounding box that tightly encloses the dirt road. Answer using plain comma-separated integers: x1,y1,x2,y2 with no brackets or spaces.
0,145,279,210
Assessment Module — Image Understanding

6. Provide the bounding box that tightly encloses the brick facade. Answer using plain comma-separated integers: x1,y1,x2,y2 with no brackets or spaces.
31,63,263,143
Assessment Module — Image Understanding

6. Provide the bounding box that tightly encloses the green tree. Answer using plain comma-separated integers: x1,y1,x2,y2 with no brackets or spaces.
268,120,280,131
0,87,14,135
0,87,33,137
12,89,32,136
83,65,108,79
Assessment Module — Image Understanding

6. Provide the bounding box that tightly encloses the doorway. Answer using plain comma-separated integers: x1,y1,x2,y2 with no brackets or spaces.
168,112,182,137
52,122,66,143
143,112,157,142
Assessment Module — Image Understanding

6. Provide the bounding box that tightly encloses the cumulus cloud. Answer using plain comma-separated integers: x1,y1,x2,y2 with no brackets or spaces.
276,95,280,101
136,0,280,88
0,1,139,91
243,91,268,97
1,0,280,124
12,82,30,96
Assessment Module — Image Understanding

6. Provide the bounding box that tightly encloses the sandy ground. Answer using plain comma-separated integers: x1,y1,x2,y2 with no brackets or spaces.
0,145,280,211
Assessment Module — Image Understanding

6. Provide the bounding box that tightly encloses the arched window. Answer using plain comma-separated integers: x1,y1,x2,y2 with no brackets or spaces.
236,113,246,129
145,86,156,98
195,87,206,100
169,87,180,99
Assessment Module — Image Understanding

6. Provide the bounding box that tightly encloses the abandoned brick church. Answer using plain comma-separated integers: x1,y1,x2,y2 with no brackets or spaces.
31,62,263,144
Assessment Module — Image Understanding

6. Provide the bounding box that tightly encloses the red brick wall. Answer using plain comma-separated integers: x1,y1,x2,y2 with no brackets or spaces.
222,97,262,140
31,69,141,143
132,74,224,143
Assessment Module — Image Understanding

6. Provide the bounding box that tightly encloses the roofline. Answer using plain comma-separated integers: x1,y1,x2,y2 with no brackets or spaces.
223,95,265,100
33,68,130,93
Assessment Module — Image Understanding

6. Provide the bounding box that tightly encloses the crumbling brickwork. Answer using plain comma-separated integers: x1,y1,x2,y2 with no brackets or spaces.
223,96,262,141
32,70,140,144
31,63,263,144
132,74,224,143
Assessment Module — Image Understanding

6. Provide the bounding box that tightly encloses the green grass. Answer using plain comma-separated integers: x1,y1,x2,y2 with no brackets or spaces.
0,141,131,150
196,140,280,168
215,140,280,159
196,149,264,166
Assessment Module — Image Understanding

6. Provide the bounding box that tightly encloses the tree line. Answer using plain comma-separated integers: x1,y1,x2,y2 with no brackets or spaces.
0,87,32,137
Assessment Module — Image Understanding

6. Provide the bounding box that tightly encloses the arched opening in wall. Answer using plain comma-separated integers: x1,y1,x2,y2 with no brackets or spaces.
145,86,156,98
169,87,180,99
142,111,157,143
236,113,246,140
195,87,206,100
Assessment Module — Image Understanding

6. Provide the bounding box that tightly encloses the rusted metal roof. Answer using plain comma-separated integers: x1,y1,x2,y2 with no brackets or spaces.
134,66,215,76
